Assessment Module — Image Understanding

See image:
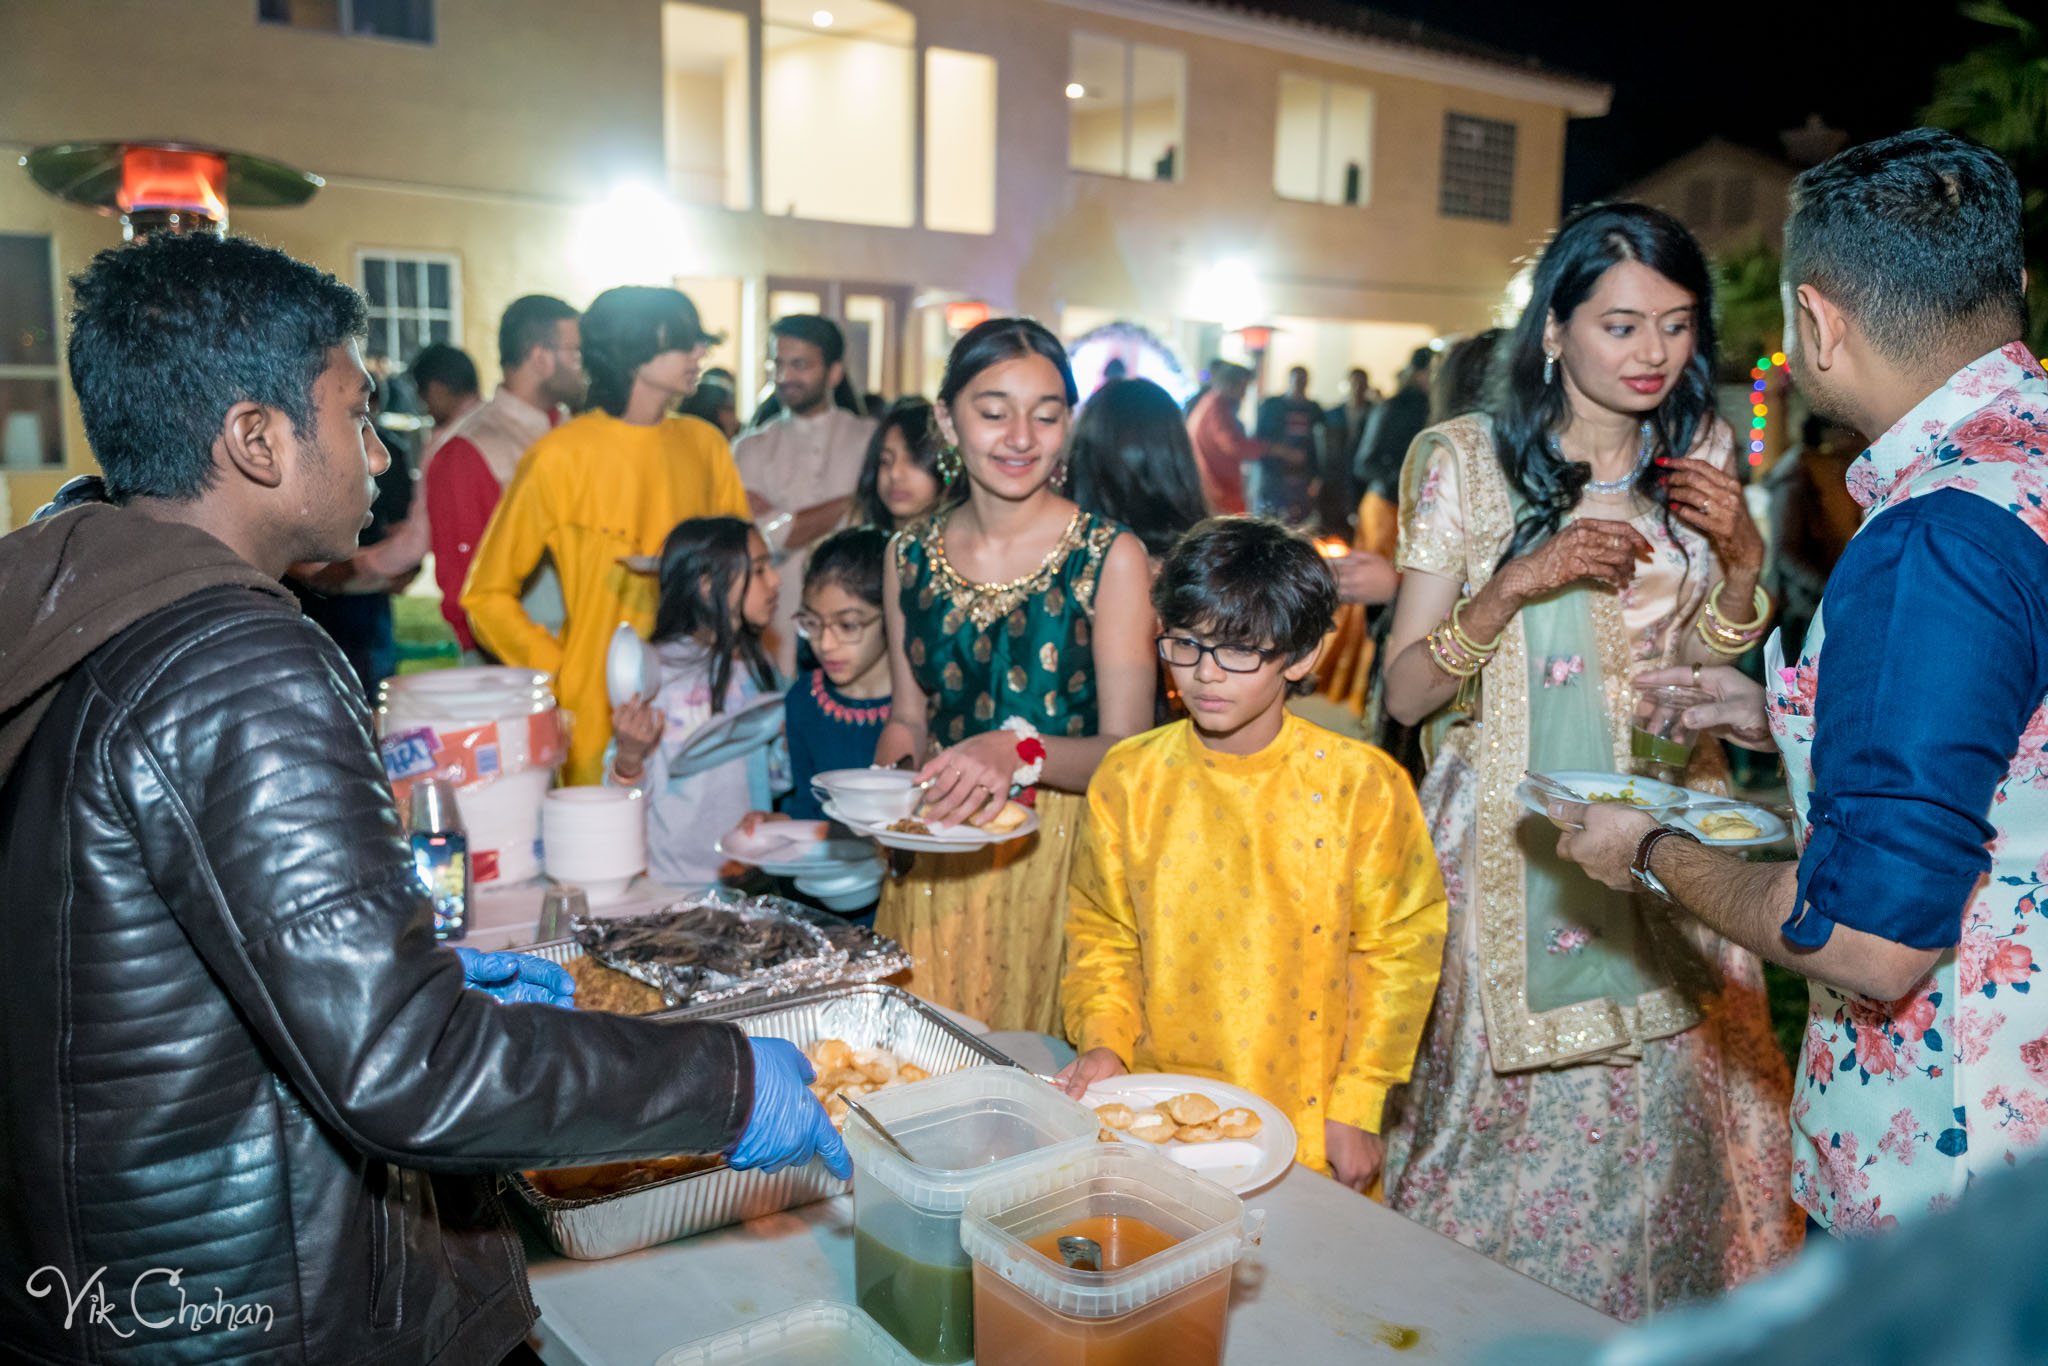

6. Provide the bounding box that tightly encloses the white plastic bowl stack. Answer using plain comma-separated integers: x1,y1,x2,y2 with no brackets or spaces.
378,668,561,885
541,787,648,906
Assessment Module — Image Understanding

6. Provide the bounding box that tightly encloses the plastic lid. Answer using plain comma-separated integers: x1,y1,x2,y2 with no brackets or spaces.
960,1144,1253,1319
654,1300,920,1366
843,1066,1099,1214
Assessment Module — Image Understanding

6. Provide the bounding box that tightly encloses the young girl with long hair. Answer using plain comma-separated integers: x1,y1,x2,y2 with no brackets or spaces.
1375,204,1799,1316
872,319,1156,1033
609,516,785,887
853,398,949,531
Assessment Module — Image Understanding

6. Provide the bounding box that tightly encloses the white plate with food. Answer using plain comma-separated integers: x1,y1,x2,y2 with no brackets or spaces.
1081,1073,1294,1195
1668,800,1789,848
1516,769,1691,823
821,796,1038,854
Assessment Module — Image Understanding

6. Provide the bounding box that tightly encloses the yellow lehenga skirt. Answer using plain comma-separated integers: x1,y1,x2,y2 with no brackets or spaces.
1316,489,1400,716
874,789,1085,1035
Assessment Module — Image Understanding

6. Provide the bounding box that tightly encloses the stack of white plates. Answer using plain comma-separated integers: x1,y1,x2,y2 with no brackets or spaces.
716,819,886,913
541,787,647,904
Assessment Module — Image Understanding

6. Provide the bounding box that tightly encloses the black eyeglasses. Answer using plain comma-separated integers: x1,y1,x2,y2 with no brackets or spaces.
1154,635,1282,674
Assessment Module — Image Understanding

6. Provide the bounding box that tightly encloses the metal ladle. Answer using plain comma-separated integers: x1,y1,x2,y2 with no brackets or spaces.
842,1095,919,1164
1057,1235,1104,1271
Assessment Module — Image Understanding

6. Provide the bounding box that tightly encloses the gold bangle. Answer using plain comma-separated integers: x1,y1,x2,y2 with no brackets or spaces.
1704,581,1771,632
1448,597,1503,657
1426,625,1483,679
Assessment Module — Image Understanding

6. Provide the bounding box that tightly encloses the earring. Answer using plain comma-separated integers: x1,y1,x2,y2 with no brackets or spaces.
1542,352,1558,386
937,444,962,485
1051,459,1068,491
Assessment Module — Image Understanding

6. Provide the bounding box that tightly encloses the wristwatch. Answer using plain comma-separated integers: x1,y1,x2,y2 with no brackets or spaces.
1631,825,1701,900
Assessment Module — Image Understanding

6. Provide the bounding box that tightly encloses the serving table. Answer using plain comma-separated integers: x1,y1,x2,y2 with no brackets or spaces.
518,1160,1617,1364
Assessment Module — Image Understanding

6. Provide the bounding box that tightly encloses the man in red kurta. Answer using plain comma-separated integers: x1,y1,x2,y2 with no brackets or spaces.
424,294,583,655
1186,362,1264,515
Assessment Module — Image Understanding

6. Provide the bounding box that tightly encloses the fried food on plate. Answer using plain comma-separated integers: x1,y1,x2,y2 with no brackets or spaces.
1094,1102,1137,1131
1163,1092,1221,1127
1216,1107,1263,1139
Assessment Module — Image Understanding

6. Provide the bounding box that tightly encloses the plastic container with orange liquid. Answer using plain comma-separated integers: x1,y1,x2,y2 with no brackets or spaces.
960,1144,1261,1366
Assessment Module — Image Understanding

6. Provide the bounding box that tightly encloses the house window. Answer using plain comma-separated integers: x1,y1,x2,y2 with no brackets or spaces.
0,233,64,471
1068,33,1185,183
1274,73,1374,207
663,2,752,211
1439,112,1516,223
925,47,997,234
1682,177,1716,229
356,251,460,366
762,0,915,228
1721,176,1756,229
258,0,434,43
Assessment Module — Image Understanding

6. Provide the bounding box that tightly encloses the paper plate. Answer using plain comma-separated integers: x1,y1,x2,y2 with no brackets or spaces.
665,692,787,779
1081,1073,1295,1195
821,797,1039,854
1516,769,1691,824
1669,800,1790,848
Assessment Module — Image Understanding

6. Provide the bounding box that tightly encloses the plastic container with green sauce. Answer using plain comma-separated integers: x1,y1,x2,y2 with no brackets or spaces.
843,1066,1099,1364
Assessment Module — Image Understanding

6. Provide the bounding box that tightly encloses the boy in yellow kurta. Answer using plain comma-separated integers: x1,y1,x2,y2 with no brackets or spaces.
463,287,750,784
1058,518,1446,1188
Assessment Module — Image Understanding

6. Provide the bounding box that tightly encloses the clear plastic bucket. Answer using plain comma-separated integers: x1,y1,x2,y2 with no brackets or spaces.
843,1066,1098,1364
960,1143,1259,1366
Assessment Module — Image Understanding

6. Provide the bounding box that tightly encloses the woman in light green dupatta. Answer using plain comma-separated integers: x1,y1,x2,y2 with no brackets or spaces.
1377,205,1801,1319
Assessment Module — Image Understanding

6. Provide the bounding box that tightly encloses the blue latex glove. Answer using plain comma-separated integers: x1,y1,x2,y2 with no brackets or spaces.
725,1038,853,1179
452,948,578,1008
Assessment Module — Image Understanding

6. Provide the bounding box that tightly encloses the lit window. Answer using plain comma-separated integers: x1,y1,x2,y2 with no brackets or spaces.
925,48,996,235
1439,113,1516,223
1274,73,1374,207
1068,33,1185,183
258,0,434,43
356,251,460,366
0,233,64,470
663,3,752,211
762,0,915,228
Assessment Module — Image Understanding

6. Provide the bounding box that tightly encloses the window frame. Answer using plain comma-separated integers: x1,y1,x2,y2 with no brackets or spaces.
1067,31,1187,185
1438,111,1518,224
0,231,67,472
1272,72,1375,209
353,249,463,367
256,0,436,46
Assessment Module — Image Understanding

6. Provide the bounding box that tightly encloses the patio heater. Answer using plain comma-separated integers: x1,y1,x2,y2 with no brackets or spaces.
19,140,323,238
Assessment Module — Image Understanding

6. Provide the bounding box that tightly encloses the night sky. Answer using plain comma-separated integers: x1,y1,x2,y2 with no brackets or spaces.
1264,0,1991,206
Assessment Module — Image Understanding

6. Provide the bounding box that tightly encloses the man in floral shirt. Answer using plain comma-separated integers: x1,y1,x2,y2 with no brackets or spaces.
1554,129,2048,1236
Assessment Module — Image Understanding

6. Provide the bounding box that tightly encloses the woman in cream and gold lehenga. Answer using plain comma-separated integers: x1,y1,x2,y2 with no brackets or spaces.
1377,204,1801,1319
872,319,1155,1034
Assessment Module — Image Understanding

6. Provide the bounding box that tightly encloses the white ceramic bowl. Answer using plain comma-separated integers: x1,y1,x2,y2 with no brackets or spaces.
810,768,920,825
794,872,883,913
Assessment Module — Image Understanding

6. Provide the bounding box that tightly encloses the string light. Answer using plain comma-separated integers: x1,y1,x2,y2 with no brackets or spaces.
1745,350,1786,466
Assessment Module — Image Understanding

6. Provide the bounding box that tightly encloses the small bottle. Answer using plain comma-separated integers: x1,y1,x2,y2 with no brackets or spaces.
408,779,471,941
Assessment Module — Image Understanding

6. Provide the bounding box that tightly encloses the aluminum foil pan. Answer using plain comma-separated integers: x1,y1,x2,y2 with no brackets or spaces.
565,888,911,1013
509,983,1016,1259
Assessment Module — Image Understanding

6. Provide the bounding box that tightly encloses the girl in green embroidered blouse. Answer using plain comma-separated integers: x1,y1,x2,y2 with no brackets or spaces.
872,319,1155,825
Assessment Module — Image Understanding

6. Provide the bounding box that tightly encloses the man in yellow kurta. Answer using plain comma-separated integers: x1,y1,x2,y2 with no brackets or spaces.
1059,518,1446,1187
464,287,750,783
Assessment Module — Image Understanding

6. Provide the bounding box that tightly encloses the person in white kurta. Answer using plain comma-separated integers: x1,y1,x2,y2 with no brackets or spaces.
734,315,876,674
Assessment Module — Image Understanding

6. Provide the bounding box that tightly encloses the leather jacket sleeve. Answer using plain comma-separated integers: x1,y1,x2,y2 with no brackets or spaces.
109,599,753,1171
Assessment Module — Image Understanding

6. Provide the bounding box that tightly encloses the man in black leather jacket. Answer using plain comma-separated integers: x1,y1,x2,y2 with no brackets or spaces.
0,234,845,1364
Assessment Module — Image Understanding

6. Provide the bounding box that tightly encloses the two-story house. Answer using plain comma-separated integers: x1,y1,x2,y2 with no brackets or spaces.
0,0,1608,525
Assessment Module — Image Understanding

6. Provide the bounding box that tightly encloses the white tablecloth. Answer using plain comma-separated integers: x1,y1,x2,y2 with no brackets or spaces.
518,1163,1617,1364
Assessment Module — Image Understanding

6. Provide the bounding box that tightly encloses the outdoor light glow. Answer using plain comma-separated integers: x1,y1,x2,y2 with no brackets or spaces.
574,181,690,293
1186,257,1266,330
1745,354,1782,466
812,9,833,26
1065,82,1086,99
1771,351,1787,366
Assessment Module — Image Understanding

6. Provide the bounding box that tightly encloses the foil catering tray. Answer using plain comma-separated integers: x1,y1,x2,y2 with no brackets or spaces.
508,983,1014,1259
